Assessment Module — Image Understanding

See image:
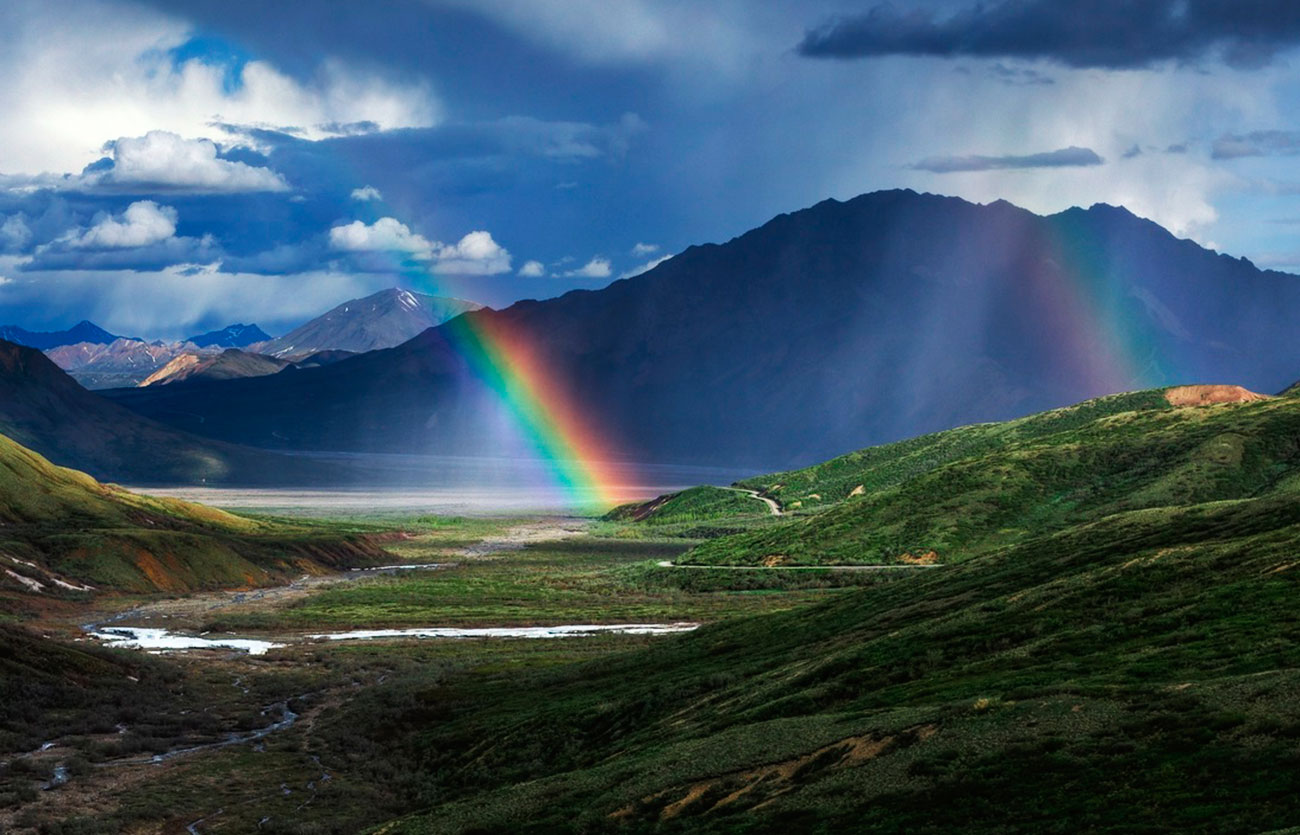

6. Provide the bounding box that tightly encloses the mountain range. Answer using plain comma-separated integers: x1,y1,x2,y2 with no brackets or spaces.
249,288,482,359
103,190,1300,471
0,340,344,485
20,288,479,389
44,338,217,389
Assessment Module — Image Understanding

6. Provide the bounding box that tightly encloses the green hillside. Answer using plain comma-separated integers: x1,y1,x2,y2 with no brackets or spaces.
683,386,1294,566
606,485,761,524
341,395,1300,833
0,431,385,595
738,389,1174,511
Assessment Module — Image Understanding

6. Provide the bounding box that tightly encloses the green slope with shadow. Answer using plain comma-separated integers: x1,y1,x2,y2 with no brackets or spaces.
0,430,386,595
681,386,1295,566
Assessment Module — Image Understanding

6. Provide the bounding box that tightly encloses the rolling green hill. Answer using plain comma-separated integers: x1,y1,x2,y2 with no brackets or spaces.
0,430,385,595
674,385,1293,566
610,389,1178,528
735,388,1175,512
338,386,1300,833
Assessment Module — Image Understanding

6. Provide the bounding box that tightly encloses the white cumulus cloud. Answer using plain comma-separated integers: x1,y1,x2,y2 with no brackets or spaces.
517,259,546,277
329,218,511,275
563,256,612,278
330,216,433,255
89,131,288,193
351,185,383,201
0,1,439,177
630,242,659,256
70,201,178,248
433,230,511,275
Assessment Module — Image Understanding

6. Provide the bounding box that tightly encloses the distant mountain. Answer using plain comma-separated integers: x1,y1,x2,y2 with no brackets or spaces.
249,288,482,359
290,349,357,368
184,323,271,348
140,348,291,387
0,320,119,350
0,339,344,485
103,190,1300,470
45,338,215,389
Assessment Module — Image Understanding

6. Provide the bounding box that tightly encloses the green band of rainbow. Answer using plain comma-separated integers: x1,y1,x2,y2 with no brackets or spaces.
438,311,627,511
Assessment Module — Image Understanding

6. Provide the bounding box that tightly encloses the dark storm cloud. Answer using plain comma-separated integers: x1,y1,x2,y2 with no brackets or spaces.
799,0,1300,69
1211,130,1300,159
222,114,648,168
910,146,1104,173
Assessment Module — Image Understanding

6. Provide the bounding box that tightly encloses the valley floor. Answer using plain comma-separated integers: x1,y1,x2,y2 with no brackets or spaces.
2,503,858,833
12,385,1300,835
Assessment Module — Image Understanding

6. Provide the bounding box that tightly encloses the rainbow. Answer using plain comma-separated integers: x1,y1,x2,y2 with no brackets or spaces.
351,205,630,511
1041,214,1165,395
437,311,629,511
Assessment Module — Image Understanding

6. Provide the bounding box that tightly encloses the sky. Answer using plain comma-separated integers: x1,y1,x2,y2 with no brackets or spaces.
3,0,1300,338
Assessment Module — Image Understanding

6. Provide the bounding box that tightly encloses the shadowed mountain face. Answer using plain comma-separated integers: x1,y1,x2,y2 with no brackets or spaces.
0,340,344,485
104,190,1300,470
184,323,271,348
250,288,483,359
0,320,119,350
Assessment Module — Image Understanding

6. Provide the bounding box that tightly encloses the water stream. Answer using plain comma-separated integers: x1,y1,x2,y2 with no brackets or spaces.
88,622,698,655
92,626,282,655
306,623,700,641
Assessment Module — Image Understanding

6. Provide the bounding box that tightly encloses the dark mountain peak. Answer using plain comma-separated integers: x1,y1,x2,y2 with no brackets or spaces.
1052,201,1162,231
0,320,121,350
185,323,272,349
983,197,1034,216
0,338,85,388
1085,201,1136,216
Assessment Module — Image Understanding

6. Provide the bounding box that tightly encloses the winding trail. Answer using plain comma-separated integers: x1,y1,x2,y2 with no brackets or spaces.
657,561,941,571
723,487,781,516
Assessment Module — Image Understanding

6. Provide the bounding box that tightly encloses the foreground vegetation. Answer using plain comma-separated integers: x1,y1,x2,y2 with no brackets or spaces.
328,385,1300,832
9,383,1300,832
367,490,1300,832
